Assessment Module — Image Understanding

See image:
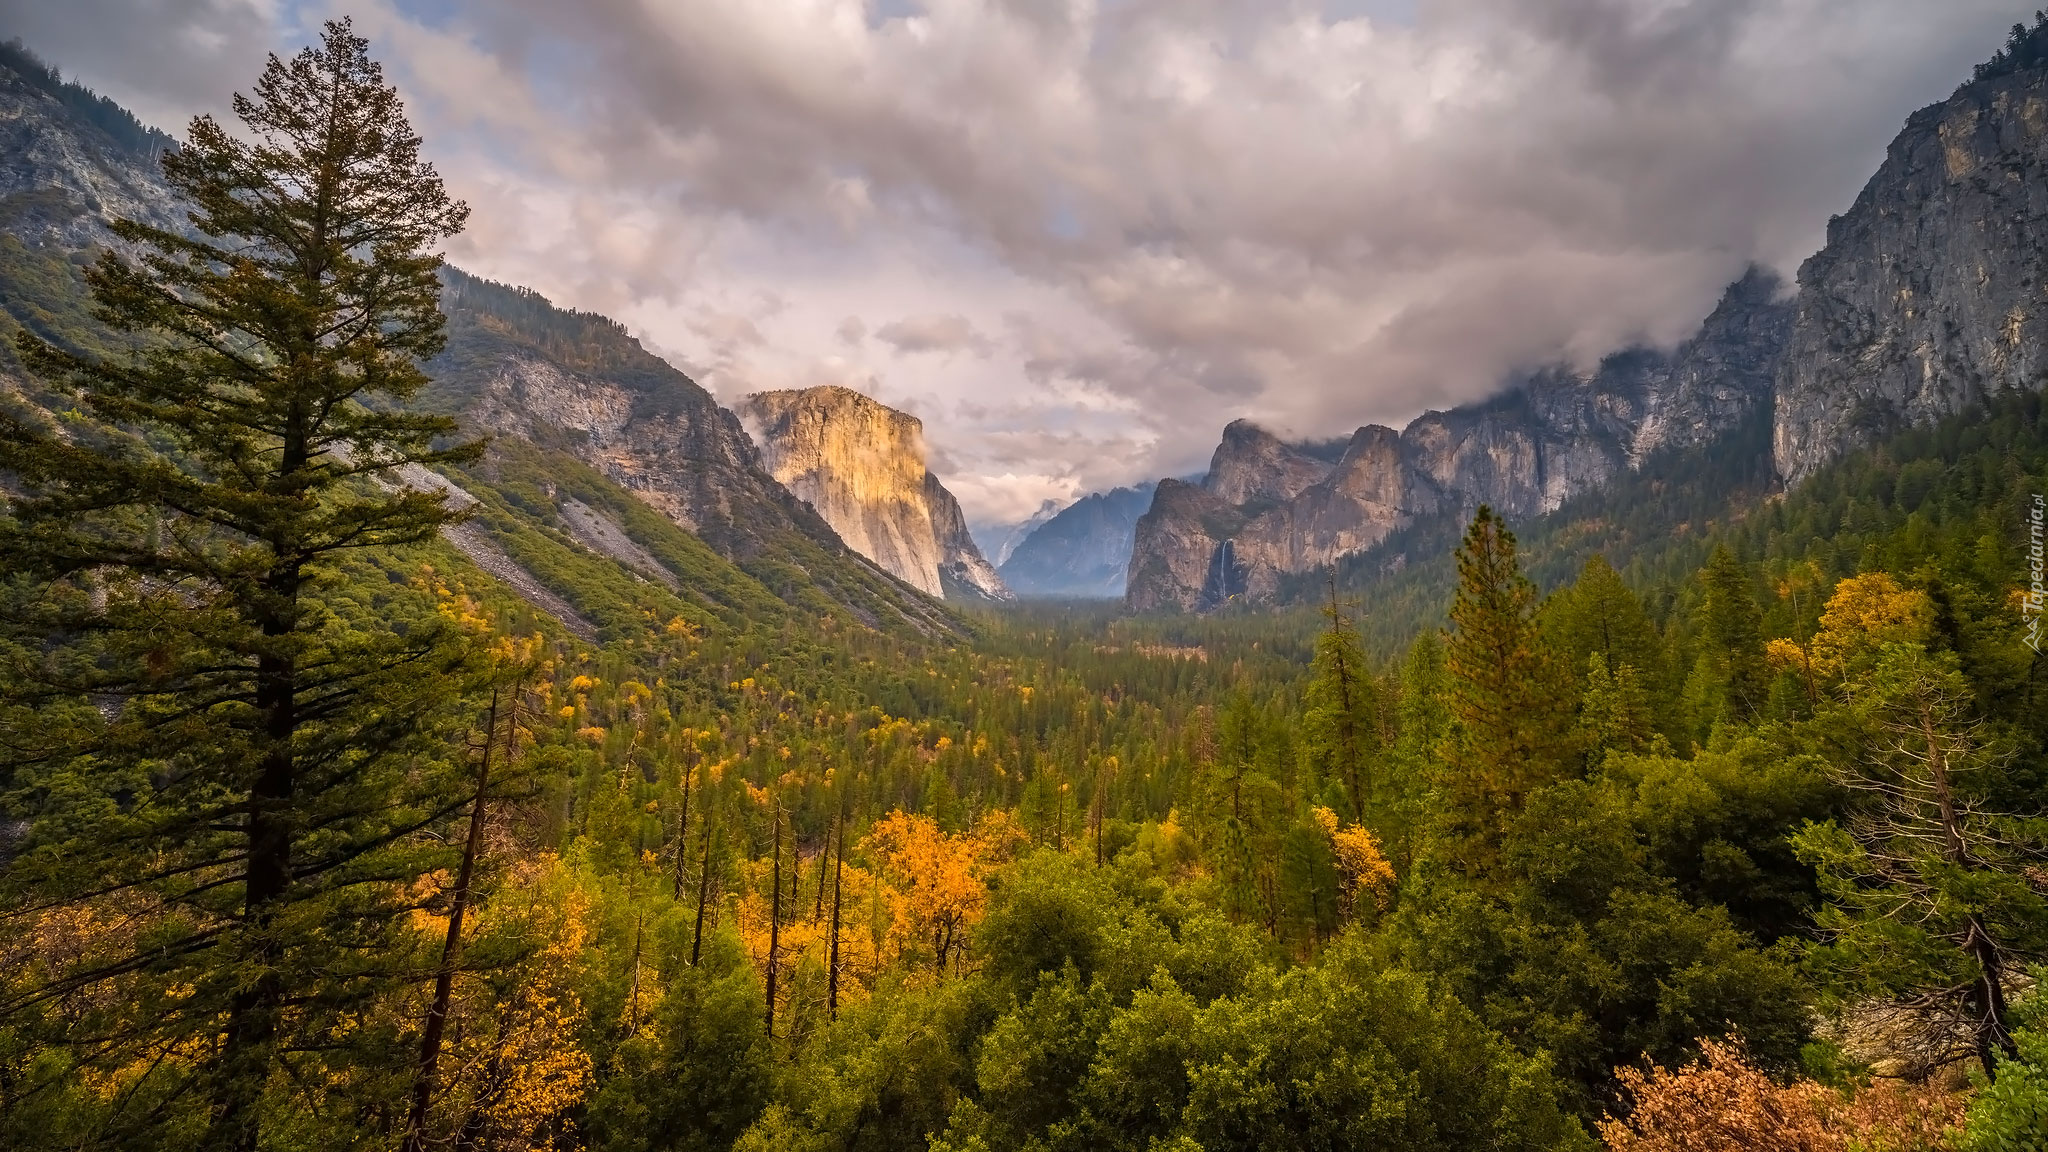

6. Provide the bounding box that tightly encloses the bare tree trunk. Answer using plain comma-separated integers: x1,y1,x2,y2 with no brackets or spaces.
671,763,692,902
402,687,505,1152
691,791,716,966
766,804,782,1037
1920,704,2020,1077
828,804,846,1021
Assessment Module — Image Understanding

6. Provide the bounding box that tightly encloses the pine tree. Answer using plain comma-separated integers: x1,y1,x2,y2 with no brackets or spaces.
1794,640,2048,1080
0,21,476,1148
1542,553,1675,741
1699,546,1771,726
1437,507,1575,877
1304,581,1379,821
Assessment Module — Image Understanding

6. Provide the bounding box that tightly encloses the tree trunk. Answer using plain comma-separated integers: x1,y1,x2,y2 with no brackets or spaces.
766,805,781,1037
671,764,692,902
828,804,846,1021
1921,702,2020,1076
691,793,716,967
211,570,302,1152
402,687,504,1152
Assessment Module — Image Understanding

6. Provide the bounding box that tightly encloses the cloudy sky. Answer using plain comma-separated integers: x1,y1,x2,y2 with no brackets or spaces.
0,0,2025,525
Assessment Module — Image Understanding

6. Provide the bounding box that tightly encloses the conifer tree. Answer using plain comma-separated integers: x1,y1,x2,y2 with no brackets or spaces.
0,21,475,1148
1542,554,1664,682
1794,639,2048,1080
1437,507,1575,876
1304,581,1379,820
1699,546,1771,726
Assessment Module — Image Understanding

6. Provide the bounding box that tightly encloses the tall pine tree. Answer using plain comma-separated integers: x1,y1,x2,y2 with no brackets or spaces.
0,21,477,1149
1436,507,1575,877
1698,545,1771,728
1304,581,1380,821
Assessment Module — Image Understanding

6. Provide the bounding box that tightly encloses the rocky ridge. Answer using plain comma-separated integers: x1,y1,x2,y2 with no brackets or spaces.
737,386,1009,602
1127,270,1793,611
1775,59,2048,482
999,483,1156,599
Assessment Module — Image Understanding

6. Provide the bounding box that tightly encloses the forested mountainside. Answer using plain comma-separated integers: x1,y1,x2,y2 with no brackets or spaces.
1,21,2046,1152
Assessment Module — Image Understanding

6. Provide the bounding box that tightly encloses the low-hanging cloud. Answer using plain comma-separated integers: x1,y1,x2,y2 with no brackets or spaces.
13,0,2028,522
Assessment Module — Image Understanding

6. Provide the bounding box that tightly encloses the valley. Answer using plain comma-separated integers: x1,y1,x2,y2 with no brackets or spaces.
1,16,2046,1152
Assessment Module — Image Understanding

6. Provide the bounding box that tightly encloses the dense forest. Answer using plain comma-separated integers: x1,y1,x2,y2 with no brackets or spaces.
2,19,2047,1152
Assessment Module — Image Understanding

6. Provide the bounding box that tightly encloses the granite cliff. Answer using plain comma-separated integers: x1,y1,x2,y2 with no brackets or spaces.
737,387,1009,602
1775,50,2048,482
1127,270,1792,611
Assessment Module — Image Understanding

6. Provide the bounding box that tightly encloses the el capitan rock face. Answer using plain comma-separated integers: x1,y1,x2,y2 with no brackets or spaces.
1775,64,2048,483
738,386,1009,602
1126,270,1793,611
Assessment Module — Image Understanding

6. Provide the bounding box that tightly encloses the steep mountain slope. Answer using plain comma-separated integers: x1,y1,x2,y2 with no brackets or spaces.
737,386,1009,602
1000,483,1155,599
1775,37,2048,482
0,46,958,642
0,40,176,246
976,500,1060,569
1127,270,1793,610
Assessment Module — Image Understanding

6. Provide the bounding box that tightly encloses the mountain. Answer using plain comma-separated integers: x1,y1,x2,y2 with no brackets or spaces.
0,40,177,247
999,483,1156,599
736,386,1010,602
1774,41,2048,483
0,46,957,641
1127,269,1793,610
975,500,1061,569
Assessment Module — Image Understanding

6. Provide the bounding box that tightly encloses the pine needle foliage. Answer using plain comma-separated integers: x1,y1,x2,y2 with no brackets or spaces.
0,20,483,1149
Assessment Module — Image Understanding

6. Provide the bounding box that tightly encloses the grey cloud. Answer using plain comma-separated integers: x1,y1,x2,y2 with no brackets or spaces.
29,0,2029,518
0,0,276,130
874,313,997,358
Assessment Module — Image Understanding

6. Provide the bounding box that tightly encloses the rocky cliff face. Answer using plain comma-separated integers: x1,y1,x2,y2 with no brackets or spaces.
738,387,1009,602
1775,62,2048,483
1204,421,1340,506
1127,270,1793,611
1000,483,1155,599
925,471,1010,601
0,46,178,247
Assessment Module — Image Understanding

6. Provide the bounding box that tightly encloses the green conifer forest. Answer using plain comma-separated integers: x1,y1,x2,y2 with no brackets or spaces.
2,17,2047,1152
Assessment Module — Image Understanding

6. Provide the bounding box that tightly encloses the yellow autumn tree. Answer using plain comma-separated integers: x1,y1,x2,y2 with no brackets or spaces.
425,859,597,1150
1312,806,1397,915
862,810,993,978
1808,572,1932,679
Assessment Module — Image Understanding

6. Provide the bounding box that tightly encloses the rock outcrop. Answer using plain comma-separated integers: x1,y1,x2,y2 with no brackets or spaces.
1204,421,1341,506
1000,483,1156,599
1775,60,2048,483
0,44,178,247
1127,270,1793,611
738,386,1009,602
